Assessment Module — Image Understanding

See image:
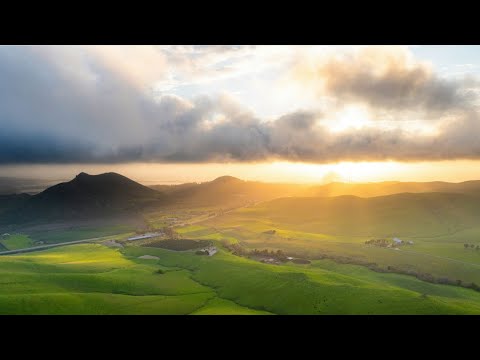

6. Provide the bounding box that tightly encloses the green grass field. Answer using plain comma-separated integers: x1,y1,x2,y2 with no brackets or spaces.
1,243,479,314
26,225,135,244
0,234,34,250
190,196,480,289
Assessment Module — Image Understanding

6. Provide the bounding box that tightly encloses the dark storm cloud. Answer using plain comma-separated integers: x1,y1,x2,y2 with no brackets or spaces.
1,45,480,165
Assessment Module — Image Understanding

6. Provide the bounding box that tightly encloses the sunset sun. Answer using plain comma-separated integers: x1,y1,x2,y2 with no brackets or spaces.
329,106,371,132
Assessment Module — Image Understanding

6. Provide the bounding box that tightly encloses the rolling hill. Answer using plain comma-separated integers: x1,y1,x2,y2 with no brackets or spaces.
221,191,480,238
301,180,480,198
151,176,307,208
2,172,165,223
6,172,480,230
151,177,480,208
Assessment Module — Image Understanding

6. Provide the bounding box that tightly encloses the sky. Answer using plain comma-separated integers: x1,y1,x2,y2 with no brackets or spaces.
1,45,480,184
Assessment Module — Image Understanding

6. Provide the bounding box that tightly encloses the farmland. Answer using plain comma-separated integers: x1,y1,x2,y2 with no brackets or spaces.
1,243,480,314
183,194,480,289
3,172,480,314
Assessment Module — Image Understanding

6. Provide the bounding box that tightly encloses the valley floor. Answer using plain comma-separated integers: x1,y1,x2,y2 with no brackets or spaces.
1,243,480,314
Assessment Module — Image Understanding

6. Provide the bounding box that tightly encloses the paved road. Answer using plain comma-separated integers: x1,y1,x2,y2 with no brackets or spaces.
0,201,264,256
0,236,109,256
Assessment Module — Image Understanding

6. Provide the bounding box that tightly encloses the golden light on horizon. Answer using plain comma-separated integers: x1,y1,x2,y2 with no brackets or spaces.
270,161,404,183
5,160,480,186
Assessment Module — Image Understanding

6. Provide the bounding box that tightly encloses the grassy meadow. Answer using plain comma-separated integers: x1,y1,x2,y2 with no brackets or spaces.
3,183,480,314
0,234,35,250
184,195,480,288
1,243,480,314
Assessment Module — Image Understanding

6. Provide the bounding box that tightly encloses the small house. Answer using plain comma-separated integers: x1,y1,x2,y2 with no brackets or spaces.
393,237,403,245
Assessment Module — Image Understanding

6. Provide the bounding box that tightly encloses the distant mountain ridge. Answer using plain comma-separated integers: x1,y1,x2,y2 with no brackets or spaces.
149,176,480,207
150,175,307,207
5,172,480,225
300,180,480,198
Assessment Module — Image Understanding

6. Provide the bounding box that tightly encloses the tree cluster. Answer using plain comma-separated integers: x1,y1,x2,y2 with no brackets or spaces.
225,244,288,262
365,238,391,247
162,226,179,239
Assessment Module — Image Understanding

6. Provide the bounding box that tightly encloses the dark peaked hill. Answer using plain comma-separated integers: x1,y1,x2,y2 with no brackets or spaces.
38,172,159,201
4,172,164,223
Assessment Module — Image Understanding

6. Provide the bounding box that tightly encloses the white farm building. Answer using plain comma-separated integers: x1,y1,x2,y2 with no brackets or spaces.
393,237,403,245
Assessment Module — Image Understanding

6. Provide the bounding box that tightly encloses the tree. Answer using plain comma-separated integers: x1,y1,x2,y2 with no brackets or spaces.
476,245,479,251
162,226,178,239
464,244,469,249
471,244,475,249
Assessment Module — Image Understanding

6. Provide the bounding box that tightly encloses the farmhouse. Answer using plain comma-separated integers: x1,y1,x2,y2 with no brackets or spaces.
205,246,218,256
393,237,403,245
199,246,218,256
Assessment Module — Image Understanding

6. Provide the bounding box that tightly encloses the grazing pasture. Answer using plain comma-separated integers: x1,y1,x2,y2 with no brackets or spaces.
2,243,480,314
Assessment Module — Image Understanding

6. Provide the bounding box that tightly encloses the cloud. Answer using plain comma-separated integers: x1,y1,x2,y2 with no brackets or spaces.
292,46,478,117
1,45,480,165
86,45,169,90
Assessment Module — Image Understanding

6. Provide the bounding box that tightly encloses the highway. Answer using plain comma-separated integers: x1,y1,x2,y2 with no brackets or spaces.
0,236,109,256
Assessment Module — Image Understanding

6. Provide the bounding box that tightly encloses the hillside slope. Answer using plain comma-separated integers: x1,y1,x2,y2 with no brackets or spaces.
151,176,306,208
302,180,480,198
235,192,480,237
0,193,31,215
3,172,165,223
